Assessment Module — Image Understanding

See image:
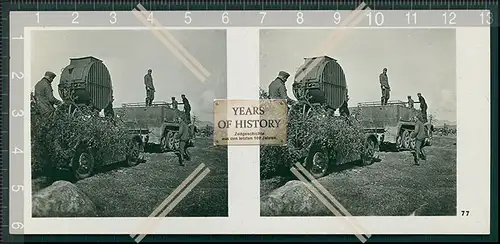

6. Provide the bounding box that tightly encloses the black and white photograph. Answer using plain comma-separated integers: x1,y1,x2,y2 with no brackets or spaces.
259,29,457,216
29,29,228,217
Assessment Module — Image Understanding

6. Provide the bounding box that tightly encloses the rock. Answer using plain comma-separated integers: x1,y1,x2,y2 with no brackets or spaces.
31,177,51,194
32,180,97,217
260,180,329,216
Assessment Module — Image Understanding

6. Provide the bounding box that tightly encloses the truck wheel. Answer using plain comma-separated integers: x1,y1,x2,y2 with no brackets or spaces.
361,138,376,166
72,148,95,181
395,135,403,150
409,138,416,150
167,131,175,150
402,130,411,149
127,139,142,167
160,132,169,152
305,145,330,179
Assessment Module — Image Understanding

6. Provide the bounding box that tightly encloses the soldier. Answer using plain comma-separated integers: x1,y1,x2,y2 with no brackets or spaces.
104,95,115,118
181,94,191,124
144,69,155,107
417,93,428,123
175,116,191,166
339,94,350,117
34,71,62,117
407,95,414,109
269,71,294,104
379,68,390,105
171,97,179,110
410,114,428,166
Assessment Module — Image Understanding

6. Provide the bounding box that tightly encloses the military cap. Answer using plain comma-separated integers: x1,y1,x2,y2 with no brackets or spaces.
44,71,56,79
278,71,290,79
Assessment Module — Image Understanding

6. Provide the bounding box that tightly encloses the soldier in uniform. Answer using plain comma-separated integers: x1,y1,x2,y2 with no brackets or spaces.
339,94,350,117
34,71,62,117
268,71,294,104
417,93,428,123
410,113,428,166
104,95,115,118
407,95,414,109
379,68,390,105
144,69,155,107
175,116,191,166
181,94,191,124
171,97,179,110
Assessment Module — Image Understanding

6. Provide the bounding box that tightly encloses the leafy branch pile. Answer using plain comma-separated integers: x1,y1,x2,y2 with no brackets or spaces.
31,94,132,178
259,88,368,179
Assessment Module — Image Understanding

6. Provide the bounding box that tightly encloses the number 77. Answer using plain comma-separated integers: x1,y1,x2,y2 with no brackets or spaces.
260,12,266,24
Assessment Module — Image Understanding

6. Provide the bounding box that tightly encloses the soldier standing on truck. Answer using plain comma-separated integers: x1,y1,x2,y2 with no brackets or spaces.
104,95,115,118
379,68,390,105
410,114,428,166
407,95,414,109
34,71,62,117
339,94,350,117
269,71,294,105
175,116,191,166
144,69,155,107
171,97,179,110
181,94,191,123
417,93,428,123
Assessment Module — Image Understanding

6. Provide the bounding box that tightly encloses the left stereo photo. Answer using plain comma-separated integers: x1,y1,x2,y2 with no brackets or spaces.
29,28,228,218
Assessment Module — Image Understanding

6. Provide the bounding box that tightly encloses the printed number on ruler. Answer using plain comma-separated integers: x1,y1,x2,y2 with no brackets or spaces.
147,12,154,24
260,12,266,24
297,12,304,24
185,12,192,24
110,12,117,24
12,222,24,230
222,12,229,24
12,110,24,117
480,11,492,25
406,12,417,25
333,11,341,25
36,11,40,23
443,12,457,25
12,185,24,192
367,12,384,26
72,12,79,24
12,35,23,40
13,147,23,154
11,71,24,79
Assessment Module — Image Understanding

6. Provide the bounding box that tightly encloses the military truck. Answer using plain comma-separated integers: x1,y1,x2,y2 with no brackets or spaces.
350,100,434,151
45,56,143,180
114,102,195,153
288,56,377,178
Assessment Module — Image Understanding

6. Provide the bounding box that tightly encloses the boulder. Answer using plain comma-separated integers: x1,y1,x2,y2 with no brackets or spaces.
32,180,97,217
260,180,329,216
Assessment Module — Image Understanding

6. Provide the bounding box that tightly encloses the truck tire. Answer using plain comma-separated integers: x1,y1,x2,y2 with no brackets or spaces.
395,135,403,150
305,144,330,179
402,130,411,149
166,131,176,151
409,138,416,150
72,148,95,181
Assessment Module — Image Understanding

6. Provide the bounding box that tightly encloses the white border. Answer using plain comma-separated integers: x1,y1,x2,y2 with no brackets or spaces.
23,26,491,235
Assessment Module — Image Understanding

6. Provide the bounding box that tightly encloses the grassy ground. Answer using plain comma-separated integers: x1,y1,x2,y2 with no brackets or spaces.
261,135,457,216
35,137,228,217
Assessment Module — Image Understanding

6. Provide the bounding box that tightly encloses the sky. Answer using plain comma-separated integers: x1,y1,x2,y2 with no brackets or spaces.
31,29,227,122
260,28,457,122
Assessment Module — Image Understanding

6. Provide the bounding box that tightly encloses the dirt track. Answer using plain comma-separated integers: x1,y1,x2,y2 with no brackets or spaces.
261,135,457,216
34,137,228,217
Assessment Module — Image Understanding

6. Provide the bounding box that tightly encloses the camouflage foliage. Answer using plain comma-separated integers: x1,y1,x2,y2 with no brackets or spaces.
259,88,368,179
31,94,133,178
